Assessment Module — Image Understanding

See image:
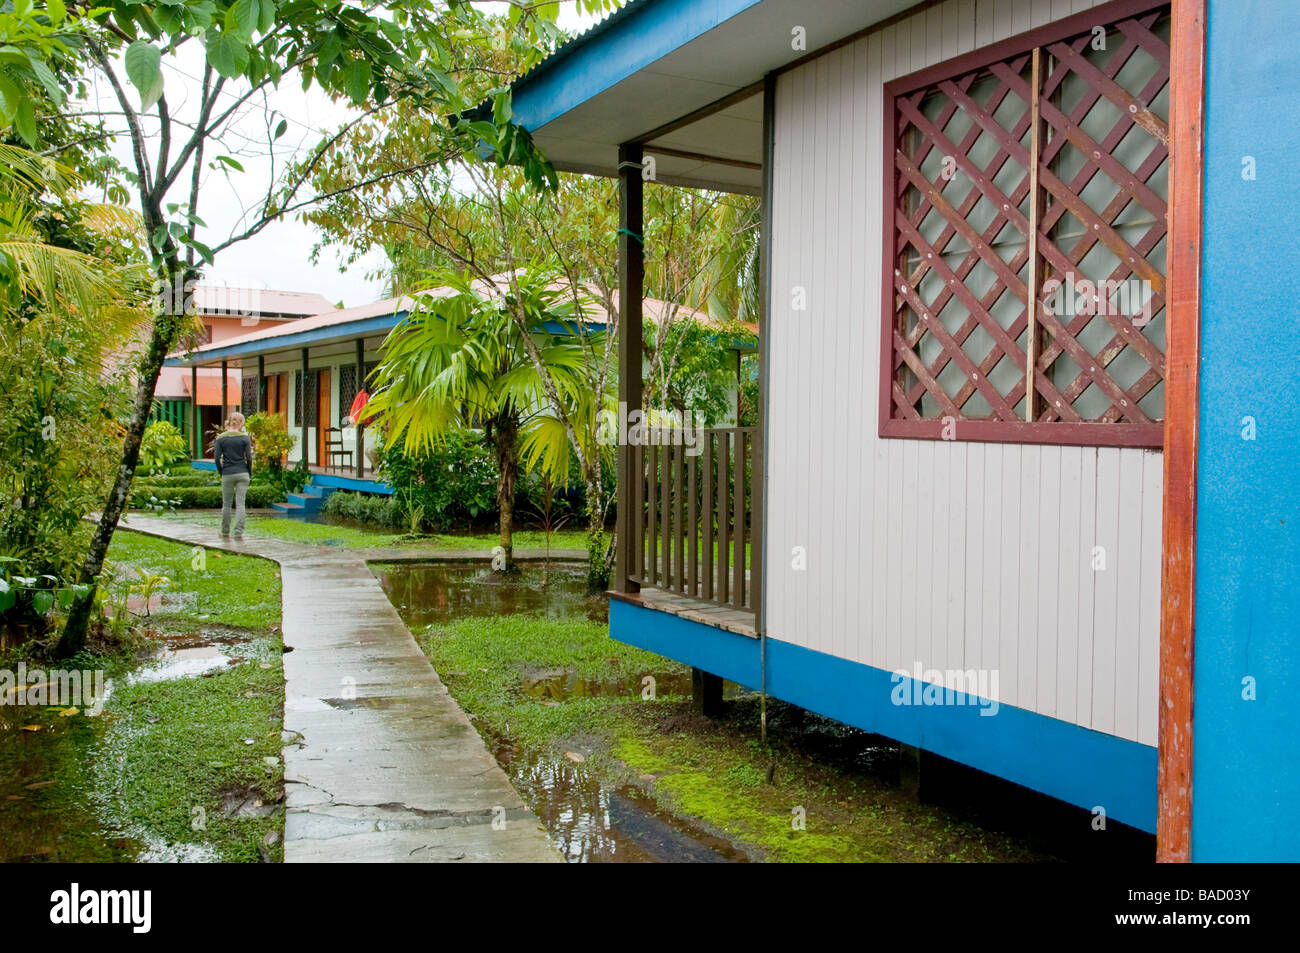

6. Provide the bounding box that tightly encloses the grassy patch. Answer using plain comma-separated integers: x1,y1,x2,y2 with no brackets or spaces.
97,530,286,861
612,702,1040,862
108,527,280,630
158,510,591,554
0,530,287,863
94,640,284,862
412,608,1044,863
413,613,680,753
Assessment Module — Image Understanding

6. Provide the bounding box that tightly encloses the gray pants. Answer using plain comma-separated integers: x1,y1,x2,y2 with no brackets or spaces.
221,472,250,537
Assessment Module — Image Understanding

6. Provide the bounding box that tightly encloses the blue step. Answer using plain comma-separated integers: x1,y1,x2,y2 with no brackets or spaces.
274,478,339,515
286,492,325,513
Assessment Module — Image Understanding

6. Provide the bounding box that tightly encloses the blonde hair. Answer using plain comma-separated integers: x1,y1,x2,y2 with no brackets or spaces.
225,412,246,431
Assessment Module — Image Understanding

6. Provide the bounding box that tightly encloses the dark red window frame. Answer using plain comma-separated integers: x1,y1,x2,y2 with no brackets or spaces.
879,0,1171,448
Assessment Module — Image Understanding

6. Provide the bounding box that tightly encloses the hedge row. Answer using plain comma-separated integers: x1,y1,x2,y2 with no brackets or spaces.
135,470,218,487
320,490,404,528
132,483,281,509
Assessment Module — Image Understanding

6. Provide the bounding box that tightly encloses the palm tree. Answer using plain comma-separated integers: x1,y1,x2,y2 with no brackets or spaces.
0,144,149,633
365,267,596,571
0,144,142,328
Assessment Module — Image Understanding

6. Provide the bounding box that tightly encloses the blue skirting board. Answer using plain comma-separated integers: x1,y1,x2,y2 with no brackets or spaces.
609,598,1156,832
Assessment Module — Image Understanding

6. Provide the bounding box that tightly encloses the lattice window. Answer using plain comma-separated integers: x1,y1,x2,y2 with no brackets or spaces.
338,361,378,418
294,370,318,427
240,375,258,416
881,0,1169,447
339,364,356,414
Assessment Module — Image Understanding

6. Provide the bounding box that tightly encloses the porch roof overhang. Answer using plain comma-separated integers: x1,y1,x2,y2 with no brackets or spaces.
164,311,406,368
163,311,615,368
495,0,920,194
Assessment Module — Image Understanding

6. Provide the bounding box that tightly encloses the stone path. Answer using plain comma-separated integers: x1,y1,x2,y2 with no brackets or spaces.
117,513,566,863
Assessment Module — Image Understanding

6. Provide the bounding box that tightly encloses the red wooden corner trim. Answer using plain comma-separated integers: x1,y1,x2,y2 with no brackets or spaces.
1156,0,1205,864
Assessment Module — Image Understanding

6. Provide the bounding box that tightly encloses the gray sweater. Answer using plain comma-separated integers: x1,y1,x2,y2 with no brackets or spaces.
214,431,253,476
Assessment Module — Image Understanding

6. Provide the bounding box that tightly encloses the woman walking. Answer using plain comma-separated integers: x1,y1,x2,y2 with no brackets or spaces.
215,412,253,539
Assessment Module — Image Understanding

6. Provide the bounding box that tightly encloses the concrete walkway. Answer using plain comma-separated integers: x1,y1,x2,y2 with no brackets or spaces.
117,513,563,863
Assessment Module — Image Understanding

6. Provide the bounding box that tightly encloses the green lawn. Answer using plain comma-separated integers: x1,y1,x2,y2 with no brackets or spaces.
98,531,285,861
154,509,591,552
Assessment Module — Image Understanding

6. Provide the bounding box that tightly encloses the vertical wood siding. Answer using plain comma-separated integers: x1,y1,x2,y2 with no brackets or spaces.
767,0,1162,746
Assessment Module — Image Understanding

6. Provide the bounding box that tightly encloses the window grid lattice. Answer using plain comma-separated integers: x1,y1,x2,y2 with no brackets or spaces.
883,3,1170,446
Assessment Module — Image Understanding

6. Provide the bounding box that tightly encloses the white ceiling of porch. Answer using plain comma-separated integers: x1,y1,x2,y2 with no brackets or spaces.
522,0,920,193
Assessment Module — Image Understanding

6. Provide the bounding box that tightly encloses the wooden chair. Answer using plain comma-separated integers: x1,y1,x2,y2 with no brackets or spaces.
324,427,353,473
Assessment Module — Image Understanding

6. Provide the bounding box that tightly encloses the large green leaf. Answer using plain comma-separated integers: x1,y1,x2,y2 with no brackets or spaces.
342,60,372,104
124,40,164,111
205,31,250,79
224,0,260,40
257,0,277,33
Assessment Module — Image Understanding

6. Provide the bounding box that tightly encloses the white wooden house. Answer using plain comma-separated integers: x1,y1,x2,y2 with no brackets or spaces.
494,0,1299,860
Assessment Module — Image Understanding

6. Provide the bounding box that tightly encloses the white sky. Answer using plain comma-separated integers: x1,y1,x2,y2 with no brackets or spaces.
96,3,600,309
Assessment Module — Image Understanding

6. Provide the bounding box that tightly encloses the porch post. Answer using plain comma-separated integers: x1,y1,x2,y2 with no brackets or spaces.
615,142,644,594
754,72,775,629
300,347,309,467
189,364,198,458
355,337,365,478
1158,0,1206,864
257,354,266,413
220,360,228,420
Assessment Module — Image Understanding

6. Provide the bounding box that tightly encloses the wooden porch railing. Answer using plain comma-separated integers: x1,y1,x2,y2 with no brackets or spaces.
627,427,760,614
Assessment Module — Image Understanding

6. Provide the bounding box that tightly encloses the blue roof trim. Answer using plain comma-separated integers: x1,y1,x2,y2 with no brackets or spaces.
509,0,763,134
169,305,734,365
165,313,407,366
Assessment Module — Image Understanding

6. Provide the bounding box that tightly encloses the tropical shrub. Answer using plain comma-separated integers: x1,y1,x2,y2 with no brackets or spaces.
0,316,133,636
138,419,188,471
244,413,307,495
245,412,294,471
320,490,403,528
379,431,499,531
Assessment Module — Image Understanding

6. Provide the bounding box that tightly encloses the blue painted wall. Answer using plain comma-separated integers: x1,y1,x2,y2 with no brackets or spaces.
1194,0,1300,861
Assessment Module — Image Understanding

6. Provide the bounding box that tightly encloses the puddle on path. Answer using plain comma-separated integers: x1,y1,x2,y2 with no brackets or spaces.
373,561,607,627
491,733,748,863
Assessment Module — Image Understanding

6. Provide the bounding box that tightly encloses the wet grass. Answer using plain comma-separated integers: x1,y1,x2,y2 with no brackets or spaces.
94,637,285,862
0,530,285,862
413,610,1046,862
108,527,281,630
102,531,286,861
612,703,1041,862
413,613,678,753
156,509,589,553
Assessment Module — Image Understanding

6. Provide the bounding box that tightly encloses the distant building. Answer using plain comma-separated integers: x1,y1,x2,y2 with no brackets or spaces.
151,287,337,453
166,276,753,502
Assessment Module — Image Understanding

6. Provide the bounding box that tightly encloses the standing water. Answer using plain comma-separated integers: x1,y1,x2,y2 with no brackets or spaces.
374,561,750,862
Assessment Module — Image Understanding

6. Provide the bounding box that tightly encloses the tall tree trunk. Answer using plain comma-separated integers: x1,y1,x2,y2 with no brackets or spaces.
58,271,189,657
490,414,519,573
585,474,609,592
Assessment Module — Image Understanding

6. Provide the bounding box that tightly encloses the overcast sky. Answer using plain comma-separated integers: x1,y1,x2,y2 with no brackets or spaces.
96,3,600,309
